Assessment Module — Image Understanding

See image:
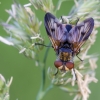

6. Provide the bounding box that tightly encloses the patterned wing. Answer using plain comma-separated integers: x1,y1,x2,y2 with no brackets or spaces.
66,18,94,53
44,12,69,50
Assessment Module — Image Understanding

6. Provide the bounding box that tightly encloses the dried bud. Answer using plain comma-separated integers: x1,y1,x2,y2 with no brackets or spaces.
30,0,54,12
1,2,44,61
0,74,13,100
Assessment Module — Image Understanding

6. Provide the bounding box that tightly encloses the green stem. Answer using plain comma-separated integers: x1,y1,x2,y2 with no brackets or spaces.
36,84,53,100
42,42,51,89
36,42,52,100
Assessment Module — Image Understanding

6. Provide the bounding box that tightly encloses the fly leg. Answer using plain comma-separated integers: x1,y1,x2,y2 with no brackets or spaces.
54,69,59,76
72,68,77,80
75,17,79,25
35,43,53,48
76,49,83,62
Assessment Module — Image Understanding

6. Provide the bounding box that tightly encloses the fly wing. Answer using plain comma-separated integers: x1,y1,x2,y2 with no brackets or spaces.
44,12,68,50
66,18,94,53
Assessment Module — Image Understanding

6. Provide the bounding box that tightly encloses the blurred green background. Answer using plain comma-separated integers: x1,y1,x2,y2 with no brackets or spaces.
0,0,100,100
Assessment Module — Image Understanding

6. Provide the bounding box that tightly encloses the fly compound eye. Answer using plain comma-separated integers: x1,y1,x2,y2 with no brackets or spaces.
66,62,74,70
54,61,62,69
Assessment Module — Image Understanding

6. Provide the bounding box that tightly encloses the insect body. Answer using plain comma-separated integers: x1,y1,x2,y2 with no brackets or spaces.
54,47,74,71
44,12,94,71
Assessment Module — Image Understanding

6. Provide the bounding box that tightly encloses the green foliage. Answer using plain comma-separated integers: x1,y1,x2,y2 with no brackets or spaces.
0,0,100,100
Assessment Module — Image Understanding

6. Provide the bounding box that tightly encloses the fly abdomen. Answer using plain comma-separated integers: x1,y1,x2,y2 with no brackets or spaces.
59,52,71,61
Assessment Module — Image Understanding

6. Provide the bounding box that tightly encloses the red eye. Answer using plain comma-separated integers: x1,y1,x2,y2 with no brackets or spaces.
54,61,74,70
54,61,62,68
66,62,74,70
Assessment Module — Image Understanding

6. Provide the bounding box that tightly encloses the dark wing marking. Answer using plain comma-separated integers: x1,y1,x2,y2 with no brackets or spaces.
44,12,69,50
66,18,94,53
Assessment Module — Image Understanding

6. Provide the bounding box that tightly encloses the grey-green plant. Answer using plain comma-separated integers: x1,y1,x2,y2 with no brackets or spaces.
0,0,100,100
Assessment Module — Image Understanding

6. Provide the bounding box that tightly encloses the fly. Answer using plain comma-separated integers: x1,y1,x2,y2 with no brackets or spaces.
44,12,94,75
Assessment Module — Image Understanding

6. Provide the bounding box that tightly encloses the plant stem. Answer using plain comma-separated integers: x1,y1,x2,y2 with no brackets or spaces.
36,42,52,100
36,84,53,100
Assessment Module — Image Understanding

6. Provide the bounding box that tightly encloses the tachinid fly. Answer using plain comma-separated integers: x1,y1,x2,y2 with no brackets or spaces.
44,12,94,72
